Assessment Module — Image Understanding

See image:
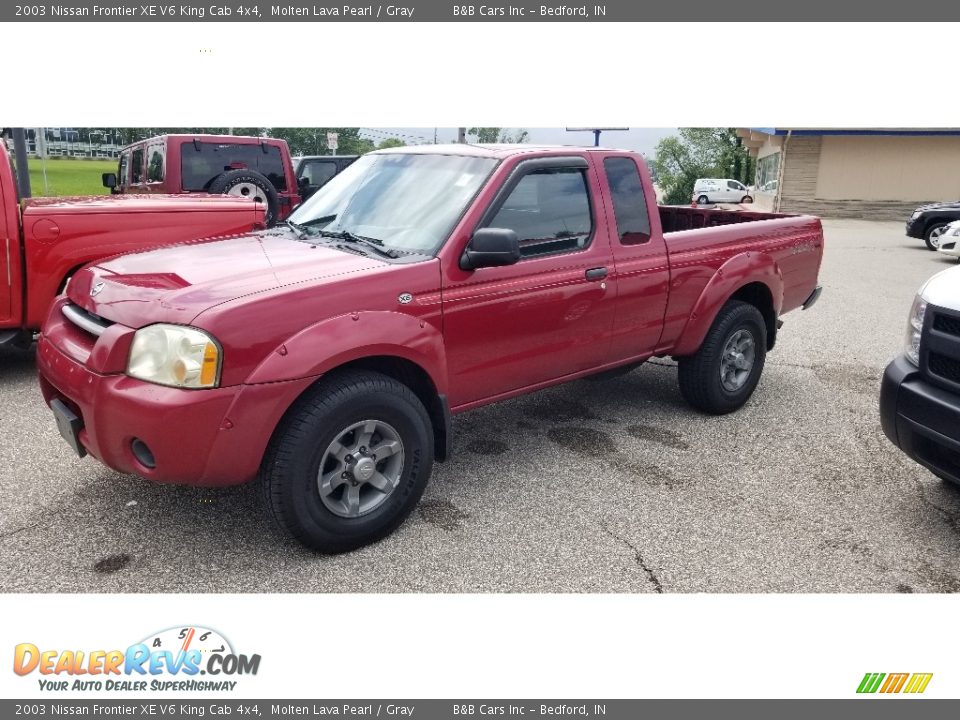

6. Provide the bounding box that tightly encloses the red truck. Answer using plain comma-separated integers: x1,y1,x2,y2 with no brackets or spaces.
103,134,300,226
37,145,823,552
0,143,266,350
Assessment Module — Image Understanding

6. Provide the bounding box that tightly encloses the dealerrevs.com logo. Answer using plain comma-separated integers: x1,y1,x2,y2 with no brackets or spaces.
13,626,261,692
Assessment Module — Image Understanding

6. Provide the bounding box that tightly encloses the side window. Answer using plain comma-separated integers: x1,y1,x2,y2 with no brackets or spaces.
130,148,144,185
603,157,650,245
727,180,740,190
147,145,165,183
301,160,338,188
117,153,129,188
488,168,593,259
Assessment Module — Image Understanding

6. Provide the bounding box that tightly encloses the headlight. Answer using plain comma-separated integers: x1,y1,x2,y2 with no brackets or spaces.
127,324,221,388
911,210,922,219
904,294,928,366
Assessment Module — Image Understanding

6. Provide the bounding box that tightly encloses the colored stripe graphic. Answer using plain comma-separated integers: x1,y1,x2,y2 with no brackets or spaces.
857,672,932,694
857,673,885,693
880,673,909,693
904,673,933,694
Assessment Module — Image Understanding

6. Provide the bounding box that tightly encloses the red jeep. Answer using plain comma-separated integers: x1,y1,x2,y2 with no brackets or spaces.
103,134,300,226
0,141,265,349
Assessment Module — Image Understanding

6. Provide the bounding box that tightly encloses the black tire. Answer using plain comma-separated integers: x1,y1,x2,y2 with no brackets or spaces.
697,194,709,205
924,222,949,251
208,169,280,227
677,300,767,415
741,195,753,204
260,370,434,553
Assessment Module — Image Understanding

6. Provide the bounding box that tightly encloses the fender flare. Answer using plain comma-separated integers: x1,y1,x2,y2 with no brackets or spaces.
245,310,448,395
671,251,784,357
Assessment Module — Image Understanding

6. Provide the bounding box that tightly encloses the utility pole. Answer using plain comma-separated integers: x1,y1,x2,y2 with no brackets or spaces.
12,128,31,199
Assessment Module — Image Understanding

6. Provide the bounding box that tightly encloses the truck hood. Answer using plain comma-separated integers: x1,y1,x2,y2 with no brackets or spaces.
921,266,960,313
67,229,385,327
915,201,960,212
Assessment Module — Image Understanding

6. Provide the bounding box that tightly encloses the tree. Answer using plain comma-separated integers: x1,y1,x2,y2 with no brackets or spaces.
377,138,406,149
467,127,529,144
650,128,754,205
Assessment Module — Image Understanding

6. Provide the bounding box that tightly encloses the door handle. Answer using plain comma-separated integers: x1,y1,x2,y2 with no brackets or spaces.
585,267,608,281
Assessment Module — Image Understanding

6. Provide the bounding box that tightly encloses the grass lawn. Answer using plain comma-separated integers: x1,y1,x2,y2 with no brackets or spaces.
26,157,116,197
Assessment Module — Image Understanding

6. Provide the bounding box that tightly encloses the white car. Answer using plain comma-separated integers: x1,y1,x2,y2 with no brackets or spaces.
692,178,754,205
936,220,960,261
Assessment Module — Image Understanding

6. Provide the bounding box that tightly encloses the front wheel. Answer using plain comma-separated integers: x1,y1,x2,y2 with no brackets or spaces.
261,371,434,552
677,301,767,415
925,223,949,251
741,195,754,204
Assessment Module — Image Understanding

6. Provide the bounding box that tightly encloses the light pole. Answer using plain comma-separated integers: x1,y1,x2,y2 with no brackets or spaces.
565,127,629,147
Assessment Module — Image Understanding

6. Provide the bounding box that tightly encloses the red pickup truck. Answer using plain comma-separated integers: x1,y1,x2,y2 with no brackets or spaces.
37,145,823,552
0,143,266,349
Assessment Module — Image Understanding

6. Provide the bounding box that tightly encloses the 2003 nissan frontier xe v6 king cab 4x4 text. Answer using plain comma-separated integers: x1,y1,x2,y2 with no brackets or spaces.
36,145,824,552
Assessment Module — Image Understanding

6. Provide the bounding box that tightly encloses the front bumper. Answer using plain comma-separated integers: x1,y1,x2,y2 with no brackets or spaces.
880,354,960,484
905,217,924,239
36,332,314,486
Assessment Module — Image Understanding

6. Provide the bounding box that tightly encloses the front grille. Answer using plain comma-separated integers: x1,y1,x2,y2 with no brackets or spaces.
62,303,113,338
929,352,960,385
934,313,960,339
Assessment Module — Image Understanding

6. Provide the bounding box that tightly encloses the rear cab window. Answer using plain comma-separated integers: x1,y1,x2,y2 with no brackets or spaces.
180,142,288,192
603,157,650,245
487,166,593,259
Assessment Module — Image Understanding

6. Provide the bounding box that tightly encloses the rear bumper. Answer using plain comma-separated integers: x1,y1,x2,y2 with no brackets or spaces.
802,285,822,310
36,334,314,486
881,354,960,484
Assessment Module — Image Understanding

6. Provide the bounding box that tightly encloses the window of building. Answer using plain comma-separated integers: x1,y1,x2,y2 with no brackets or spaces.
756,152,780,193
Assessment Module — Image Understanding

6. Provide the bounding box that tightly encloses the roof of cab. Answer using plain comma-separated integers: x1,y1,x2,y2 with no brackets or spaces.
372,143,627,158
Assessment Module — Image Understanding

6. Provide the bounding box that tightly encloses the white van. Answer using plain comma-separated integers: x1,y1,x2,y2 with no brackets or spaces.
693,178,753,205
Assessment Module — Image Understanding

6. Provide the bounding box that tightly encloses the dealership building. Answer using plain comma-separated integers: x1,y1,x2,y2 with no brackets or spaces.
736,128,960,220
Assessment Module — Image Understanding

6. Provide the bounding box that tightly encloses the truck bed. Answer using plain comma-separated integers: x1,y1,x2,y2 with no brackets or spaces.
658,205,789,233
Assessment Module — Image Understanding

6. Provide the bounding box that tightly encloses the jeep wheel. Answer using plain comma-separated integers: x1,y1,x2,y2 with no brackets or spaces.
261,371,434,553
677,300,767,415
208,169,280,227
925,222,949,251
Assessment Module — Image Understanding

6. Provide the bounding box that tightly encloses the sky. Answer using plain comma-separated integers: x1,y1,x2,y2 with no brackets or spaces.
359,127,676,157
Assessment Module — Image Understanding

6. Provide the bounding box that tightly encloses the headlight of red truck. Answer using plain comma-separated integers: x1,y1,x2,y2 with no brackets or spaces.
127,324,222,389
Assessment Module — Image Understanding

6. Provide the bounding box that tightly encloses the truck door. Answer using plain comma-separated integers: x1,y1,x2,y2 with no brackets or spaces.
598,155,671,361
442,156,617,407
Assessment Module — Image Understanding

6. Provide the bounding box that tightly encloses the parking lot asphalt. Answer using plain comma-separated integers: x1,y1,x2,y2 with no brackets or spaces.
2,218,960,593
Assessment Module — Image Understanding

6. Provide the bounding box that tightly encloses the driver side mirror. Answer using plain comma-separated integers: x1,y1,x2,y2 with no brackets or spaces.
460,228,521,271
102,173,117,190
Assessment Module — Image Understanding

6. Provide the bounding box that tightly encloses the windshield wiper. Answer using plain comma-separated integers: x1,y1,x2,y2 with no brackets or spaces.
284,220,309,240
316,229,398,259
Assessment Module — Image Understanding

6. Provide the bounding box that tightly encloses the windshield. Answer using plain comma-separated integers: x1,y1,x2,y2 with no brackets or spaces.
288,152,498,255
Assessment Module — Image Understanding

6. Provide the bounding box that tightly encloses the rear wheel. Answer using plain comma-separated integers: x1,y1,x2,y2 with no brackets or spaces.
261,371,434,553
678,301,767,414
697,194,709,205
925,222,949,250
